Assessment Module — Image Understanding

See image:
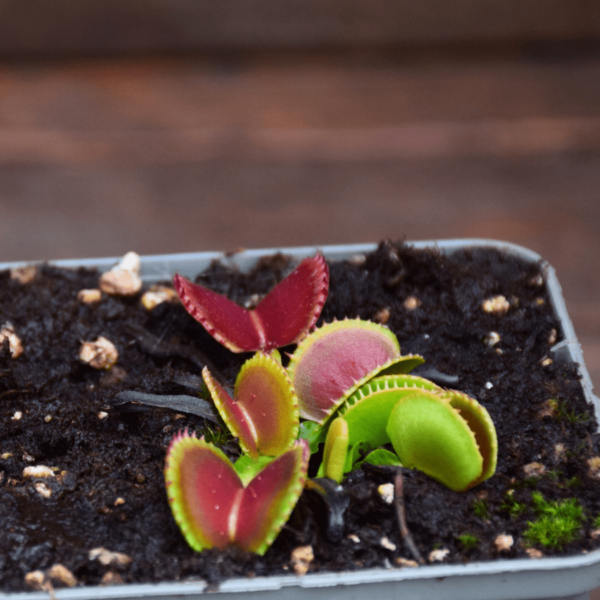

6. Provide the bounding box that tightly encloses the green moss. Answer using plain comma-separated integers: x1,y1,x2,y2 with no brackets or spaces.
593,514,600,529
472,499,489,519
555,400,591,425
564,476,582,489
199,423,233,447
501,491,527,518
456,533,479,550
523,492,584,550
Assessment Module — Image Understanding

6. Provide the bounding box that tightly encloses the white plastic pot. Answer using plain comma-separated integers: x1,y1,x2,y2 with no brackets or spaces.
1,239,599,600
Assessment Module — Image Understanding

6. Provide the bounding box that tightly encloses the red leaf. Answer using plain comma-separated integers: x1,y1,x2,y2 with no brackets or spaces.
165,433,309,555
173,254,329,353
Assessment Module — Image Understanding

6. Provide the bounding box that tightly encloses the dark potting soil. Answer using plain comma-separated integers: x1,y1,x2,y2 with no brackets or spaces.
1,241,600,593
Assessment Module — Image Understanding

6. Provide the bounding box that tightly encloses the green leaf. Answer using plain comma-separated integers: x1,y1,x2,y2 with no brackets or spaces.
354,448,403,470
322,418,349,483
234,454,275,486
298,420,327,454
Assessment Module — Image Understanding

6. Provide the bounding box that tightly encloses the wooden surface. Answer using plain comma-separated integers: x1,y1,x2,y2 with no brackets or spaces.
0,0,599,57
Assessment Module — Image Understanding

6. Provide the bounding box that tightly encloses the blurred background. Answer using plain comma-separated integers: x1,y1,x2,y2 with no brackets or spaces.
0,2,598,407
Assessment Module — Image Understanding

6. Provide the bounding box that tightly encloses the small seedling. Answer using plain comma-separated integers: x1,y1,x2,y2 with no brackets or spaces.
555,400,591,425
456,533,479,550
198,423,233,447
523,492,584,550
564,476,582,489
501,491,527,518
544,470,563,481
472,499,489,520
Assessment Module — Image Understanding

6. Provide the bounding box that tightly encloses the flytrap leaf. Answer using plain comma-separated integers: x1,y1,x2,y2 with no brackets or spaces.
339,374,442,448
386,389,497,491
203,352,299,459
287,319,424,423
165,432,309,555
173,254,329,353
322,417,349,483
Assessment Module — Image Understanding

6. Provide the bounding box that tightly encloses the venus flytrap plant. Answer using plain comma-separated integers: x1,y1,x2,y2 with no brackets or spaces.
166,252,499,558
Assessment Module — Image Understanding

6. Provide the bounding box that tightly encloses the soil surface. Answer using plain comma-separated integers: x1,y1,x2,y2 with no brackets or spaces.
1,241,599,593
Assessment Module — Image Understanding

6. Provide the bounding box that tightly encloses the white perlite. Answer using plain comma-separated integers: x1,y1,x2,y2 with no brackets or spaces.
79,337,118,370
77,288,102,304
24,571,46,591
10,265,37,284
290,545,314,576
372,307,391,325
403,296,421,310
483,331,501,347
377,483,395,504
89,547,132,569
47,564,77,587
523,462,546,477
494,534,514,552
482,295,510,315
0,322,23,358
23,466,55,478
396,557,419,568
99,251,142,296
587,457,600,480
34,482,52,498
141,285,179,311
380,537,397,551
428,548,449,562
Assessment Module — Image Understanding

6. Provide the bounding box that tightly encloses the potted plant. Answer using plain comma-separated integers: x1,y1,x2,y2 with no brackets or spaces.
1,239,599,600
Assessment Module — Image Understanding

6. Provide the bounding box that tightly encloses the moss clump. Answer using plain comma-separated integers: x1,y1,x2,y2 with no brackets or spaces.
198,423,233,447
456,533,479,550
523,492,584,550
555,399,591,425
472,499,489,519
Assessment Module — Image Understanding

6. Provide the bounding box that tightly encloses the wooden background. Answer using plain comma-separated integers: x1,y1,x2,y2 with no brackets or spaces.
0,6,599,590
